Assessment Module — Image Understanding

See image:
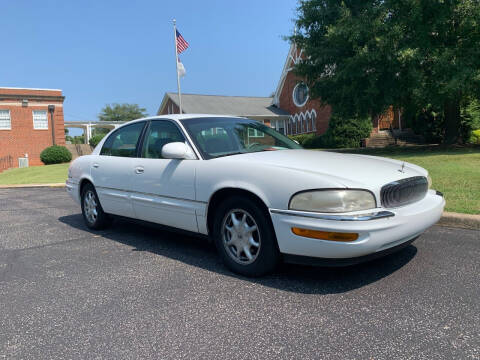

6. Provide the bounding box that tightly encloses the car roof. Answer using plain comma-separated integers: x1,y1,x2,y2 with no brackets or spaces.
129,114,245,124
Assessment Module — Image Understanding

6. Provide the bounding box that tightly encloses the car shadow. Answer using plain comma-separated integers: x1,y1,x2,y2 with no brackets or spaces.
58,214,417,295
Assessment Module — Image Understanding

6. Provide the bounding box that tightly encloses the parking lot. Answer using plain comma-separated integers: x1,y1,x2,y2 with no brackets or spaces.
0,187,479,359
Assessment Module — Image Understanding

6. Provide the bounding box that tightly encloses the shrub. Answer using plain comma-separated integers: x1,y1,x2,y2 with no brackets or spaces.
89,134,106,147
303,112,372,149
40,145,72,165
288,133,316,146
72,136,85,144
469,129,480,144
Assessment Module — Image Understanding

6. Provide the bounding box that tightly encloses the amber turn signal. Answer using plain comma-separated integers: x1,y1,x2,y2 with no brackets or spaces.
291,227,359,242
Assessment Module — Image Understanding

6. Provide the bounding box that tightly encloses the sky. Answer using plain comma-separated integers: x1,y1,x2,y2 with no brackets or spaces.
1,0,298,135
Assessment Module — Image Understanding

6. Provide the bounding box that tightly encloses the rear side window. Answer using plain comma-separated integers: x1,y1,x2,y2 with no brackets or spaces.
100,122,145,157
141,120,185,159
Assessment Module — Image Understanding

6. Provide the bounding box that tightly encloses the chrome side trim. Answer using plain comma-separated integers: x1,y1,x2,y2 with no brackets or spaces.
270,209,395,221
95,186,208,204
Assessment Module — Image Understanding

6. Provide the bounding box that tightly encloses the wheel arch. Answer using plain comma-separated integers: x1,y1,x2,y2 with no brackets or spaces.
206,187,272,237
79,177,94,198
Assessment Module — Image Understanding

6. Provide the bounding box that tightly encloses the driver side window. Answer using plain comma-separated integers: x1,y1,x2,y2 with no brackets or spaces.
141,120,186,159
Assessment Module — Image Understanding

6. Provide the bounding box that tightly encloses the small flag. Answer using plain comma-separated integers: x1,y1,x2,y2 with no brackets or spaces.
176,30,189,54
177,59,186,77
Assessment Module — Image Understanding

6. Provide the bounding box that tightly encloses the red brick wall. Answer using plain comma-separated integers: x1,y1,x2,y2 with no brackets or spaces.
278,69,331,135
0,88,65,170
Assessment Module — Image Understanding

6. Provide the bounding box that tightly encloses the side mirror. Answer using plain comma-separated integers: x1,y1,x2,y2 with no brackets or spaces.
161,142,196,160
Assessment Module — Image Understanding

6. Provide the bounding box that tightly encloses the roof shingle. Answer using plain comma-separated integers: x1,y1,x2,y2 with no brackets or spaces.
161,93,289,117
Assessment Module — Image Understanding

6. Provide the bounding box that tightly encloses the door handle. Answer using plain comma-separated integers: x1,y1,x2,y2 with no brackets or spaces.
134,166,144,174
92,163,99,168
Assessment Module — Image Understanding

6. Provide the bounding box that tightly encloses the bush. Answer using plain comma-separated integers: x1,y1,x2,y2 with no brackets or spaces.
469,129,480,144
288,133,316,146
89,134,106,147
40,145,72,165
72,136,85,144
303,112,372,149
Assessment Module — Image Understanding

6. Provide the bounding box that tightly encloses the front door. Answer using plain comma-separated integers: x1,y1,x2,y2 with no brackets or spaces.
91,121,146,218
130,120,199,232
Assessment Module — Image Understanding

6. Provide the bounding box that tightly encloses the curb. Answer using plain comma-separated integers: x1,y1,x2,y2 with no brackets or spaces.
0,183,65,189
0,184,478,231
437,212,480,231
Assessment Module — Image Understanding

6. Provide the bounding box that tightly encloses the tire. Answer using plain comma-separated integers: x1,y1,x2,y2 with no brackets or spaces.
213,196,280,277
81,183,112,230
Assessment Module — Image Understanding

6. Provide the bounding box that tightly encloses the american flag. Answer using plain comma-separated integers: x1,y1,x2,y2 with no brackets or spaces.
176,30,189,54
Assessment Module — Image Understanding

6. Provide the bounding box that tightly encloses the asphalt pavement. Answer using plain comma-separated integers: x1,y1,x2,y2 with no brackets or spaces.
0,188,479,359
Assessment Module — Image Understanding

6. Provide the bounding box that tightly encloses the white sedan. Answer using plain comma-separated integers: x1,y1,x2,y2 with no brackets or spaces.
66,115,445,276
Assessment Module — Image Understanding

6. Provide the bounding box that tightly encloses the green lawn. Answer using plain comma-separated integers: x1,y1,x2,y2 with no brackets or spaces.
330,146,480,214
0,163,69,185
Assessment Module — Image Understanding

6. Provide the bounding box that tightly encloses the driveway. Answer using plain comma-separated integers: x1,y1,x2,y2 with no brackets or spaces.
0,188,479,359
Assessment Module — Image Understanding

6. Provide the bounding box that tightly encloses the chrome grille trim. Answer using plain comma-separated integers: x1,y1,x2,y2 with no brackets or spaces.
381,176,428,208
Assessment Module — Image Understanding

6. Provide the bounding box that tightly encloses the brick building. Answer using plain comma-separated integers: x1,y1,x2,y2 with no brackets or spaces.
157,43,410,147
272,44,332,136
0,87,65,171
272,43,404,141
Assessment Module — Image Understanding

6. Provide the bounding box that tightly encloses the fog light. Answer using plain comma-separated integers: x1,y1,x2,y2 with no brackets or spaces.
291,227,359,242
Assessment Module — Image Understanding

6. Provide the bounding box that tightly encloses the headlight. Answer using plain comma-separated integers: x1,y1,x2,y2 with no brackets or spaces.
289,190,376,213
427,175,432,188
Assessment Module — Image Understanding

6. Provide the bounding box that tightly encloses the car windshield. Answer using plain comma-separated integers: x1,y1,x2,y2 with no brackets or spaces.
180,117,303,159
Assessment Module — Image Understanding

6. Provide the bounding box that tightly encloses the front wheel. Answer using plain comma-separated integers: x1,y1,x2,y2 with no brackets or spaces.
213,196,280,277
81,183,111,230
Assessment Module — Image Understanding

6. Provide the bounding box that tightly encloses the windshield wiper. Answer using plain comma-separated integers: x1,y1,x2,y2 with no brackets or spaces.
211,152,246,159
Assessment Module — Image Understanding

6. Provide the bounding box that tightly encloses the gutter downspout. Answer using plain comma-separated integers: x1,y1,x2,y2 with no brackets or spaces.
48,105,55,145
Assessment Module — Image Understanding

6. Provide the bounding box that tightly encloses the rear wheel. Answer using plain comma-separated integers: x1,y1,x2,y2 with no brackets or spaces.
213,196,280,277
81,183,111,230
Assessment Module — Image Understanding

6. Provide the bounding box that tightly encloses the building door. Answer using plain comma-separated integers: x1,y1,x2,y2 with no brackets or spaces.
378,106,398,130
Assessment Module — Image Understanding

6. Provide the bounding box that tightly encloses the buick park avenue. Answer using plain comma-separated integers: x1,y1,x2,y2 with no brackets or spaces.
66,115,445,276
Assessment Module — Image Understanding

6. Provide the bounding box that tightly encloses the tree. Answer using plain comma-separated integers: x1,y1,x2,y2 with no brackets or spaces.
98,103,148,122
292,0,480,143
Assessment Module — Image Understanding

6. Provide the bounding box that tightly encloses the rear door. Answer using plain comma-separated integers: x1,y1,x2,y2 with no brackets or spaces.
91,121,146,218
130,120,200,232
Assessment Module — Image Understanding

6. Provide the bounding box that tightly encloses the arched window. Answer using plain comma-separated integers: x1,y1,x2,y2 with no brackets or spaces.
311,112,317,132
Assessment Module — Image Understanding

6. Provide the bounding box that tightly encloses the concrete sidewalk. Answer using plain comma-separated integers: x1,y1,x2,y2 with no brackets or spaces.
0,183,65,189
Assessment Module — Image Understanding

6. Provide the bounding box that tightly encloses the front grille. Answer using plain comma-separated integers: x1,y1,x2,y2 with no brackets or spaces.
381,176,428,208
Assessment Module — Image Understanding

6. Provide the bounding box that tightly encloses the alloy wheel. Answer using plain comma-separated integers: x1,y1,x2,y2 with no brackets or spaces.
221,209,261,265
83,190,98,224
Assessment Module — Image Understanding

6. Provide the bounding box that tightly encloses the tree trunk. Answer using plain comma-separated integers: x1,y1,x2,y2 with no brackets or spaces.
444,97,461,144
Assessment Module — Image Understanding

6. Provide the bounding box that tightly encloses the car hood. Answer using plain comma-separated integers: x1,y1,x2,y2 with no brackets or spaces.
215,149,427,189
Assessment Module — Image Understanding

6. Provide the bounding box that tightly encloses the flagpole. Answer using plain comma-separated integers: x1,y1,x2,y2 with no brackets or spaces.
173,19,182,114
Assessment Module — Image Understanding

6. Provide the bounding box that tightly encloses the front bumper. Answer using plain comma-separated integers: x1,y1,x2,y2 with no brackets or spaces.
269,190,445,260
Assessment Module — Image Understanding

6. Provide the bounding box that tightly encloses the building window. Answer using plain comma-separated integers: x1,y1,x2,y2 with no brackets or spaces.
311,112,317,132
0,110,11,130
292,82,309,107
248,128,264,138
33,110,48,130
